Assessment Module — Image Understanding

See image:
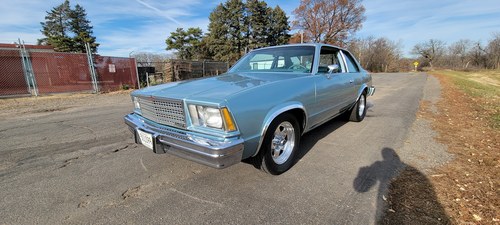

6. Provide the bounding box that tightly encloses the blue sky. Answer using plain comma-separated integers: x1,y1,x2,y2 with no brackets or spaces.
1,0,499,57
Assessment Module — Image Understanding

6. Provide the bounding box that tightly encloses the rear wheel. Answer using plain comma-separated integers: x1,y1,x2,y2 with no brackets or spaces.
349,93,367,122
260,113,300,175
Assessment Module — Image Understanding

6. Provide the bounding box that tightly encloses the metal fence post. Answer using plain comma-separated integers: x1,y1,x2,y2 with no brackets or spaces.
133,58,141,89
18,42,31,95
202,60,206,77
85,42,99,93
19,39,38,96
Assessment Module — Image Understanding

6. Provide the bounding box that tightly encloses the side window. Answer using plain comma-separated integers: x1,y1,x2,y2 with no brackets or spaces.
319,46,343,73
342,51,360,73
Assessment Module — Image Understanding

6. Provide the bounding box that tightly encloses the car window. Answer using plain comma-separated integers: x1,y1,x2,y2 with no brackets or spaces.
230,46,315,73
342,51,360,73
319,46,344,73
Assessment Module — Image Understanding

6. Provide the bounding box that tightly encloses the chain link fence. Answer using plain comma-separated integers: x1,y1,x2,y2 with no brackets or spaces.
30,51,94,94
94,56,138,92
1,43,230,97
0,48,30,96
0,43,139,97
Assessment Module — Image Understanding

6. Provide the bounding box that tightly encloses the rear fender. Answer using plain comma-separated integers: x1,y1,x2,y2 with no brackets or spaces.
349,84,368,110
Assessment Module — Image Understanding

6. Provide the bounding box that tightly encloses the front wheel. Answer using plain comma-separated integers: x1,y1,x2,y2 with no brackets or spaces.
349,93,367,122
260,113,300,175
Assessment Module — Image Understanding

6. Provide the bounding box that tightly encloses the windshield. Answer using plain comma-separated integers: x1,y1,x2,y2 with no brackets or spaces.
229,46,315,73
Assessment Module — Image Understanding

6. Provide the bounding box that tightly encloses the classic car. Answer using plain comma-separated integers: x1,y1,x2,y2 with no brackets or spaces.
124,43,375,175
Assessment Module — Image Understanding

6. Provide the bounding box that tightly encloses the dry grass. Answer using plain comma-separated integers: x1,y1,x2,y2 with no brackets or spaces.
434,70,500,129
425,70,499,224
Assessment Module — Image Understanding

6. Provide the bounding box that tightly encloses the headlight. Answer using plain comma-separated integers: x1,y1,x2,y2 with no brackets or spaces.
133,96,141,113
188,104,237,131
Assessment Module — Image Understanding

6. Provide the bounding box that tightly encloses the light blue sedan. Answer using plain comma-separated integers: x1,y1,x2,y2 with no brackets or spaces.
124,43,375,175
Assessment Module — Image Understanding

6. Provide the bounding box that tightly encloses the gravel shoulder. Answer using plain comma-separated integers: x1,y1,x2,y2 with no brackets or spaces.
398,74,452,173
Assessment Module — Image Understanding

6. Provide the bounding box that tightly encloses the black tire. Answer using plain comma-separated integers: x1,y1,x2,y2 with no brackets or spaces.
349,93,367,122
260,113,300,175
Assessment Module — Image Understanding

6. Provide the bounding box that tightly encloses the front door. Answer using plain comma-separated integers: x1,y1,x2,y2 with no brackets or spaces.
309,46,354,126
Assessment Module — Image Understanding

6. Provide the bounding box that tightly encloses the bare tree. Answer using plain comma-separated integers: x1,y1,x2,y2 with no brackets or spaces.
411,39,446,69
347,36,373,67
487,33,500,69
469,41,489,69
349,37,402,72
448,39,472,69
132,52,171,66
292,0,365,46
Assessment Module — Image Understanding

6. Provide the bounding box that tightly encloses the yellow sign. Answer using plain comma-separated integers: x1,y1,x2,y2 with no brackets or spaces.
413,61,419,67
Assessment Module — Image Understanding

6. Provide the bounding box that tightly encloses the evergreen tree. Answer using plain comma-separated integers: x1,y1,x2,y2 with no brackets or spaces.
206,4,232,62
40,0,98,53
225,0,248,60
205,0,290,62
166,27,204,60
268,6,290,46
207,0,248,63
39,0,72,52
70,4,99,53
246,0,269,49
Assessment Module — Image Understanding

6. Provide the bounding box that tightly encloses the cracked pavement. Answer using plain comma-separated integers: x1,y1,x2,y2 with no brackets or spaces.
0,73,446,224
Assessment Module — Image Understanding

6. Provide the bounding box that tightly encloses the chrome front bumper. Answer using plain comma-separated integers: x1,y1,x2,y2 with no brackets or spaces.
368,86,376,96
124,113,244,169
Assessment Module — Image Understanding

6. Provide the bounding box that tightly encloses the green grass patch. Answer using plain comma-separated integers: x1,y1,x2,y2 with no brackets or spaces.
431,70,500,129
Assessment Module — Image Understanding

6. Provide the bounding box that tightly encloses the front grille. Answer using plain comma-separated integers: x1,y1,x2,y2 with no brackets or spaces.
138,97,186,129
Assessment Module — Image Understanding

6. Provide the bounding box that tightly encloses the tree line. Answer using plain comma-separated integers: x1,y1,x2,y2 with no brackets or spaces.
344,33,500,72
166,0,367,63
166,0,290,62
39,0,499,72
411,35,500,70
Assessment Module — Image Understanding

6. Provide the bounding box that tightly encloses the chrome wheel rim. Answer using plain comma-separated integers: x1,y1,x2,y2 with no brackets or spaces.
271,121,295,165
358,95,366,117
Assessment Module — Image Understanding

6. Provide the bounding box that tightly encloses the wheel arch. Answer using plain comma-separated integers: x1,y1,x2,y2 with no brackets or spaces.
349,84,369,111
357,84,369,100
252,103,307,157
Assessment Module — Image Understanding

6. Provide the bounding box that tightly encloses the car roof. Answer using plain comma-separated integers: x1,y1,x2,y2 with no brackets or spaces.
254,43,350,53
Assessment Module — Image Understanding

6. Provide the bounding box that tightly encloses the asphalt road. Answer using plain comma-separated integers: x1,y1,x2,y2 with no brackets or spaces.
0,73,434,224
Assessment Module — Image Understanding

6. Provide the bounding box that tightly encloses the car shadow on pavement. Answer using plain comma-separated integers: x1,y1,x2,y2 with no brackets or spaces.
295,117,348,163
353,147,451,224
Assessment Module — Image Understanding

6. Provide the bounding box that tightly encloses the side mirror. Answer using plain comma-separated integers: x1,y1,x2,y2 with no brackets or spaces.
328,64,340,73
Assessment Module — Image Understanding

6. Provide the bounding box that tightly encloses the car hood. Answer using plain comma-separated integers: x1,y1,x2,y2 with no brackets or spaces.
133,72,303,102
